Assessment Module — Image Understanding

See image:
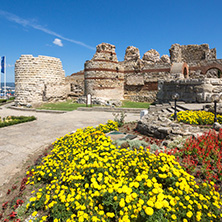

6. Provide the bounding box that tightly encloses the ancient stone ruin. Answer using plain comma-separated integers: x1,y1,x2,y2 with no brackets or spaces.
14,43,222,106
15,55,69,106
84,43,124,100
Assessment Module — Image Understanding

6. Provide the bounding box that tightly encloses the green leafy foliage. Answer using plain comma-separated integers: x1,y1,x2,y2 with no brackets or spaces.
0,116,36,128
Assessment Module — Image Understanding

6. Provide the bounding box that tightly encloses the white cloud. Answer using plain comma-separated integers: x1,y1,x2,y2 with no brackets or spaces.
53,38,63,47
0,10,95,50
7,64,14,68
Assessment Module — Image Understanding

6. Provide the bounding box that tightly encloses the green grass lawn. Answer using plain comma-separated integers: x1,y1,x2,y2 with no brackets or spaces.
36,100,150,111
121,100,150,108
37,100,87,111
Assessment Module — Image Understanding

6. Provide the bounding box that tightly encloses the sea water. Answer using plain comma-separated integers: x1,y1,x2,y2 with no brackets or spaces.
0,82,15,96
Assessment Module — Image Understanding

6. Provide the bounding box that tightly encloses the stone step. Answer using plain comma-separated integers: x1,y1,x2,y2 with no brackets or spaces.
166,107,174,113
170,106,184,112
161,108,172,114
175,107,184,112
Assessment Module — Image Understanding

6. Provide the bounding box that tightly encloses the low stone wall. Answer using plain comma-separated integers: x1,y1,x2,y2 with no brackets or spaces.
157,78,222,103
136,108,207,140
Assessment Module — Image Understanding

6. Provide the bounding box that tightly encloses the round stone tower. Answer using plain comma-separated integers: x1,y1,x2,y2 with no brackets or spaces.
15,55,66,106
84,43,124,100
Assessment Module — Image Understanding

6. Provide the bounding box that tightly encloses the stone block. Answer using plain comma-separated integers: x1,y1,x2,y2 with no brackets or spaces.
126,75,144,86
212,86,222,93
211,79,220,85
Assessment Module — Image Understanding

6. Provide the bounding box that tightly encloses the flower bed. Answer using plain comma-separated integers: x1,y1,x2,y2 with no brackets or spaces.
16,121,222,221
0,116,36,128
165,129,222,191
172,110,222,125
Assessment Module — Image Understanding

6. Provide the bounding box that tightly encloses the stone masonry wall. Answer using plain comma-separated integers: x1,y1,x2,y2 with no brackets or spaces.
170,43,217,63
157,78,222,103
84,43,124,100
15,55,67,106
120,47,171,102
65,71,84,99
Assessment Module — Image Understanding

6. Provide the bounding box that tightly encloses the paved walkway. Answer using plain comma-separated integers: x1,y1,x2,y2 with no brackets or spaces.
0,105,139,195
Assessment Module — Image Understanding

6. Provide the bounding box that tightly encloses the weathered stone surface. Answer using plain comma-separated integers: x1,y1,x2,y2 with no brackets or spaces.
157,78,222,103
212,87,222,93
66,71,84,98
206,68,219,78
160,55,170,63
84,43,124,100
142,49,160,63
124,46,140,61
169,44,182,63
15,55,67,106
136,107,208,140
96,42,116,53
169,43,216,63
126,75,144,85
92,43,118,62
213,122,222,131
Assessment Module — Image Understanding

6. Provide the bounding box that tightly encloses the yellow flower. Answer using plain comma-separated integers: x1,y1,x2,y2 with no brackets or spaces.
119,198,125,208
32,211,38,217
171,214,177,220
106,212,115,218
186,211,193,218
154,201,163,209
145,207,154,216
92,216,100,221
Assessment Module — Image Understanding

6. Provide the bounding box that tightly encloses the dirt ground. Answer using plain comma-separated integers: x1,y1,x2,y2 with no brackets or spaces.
0,144,53,221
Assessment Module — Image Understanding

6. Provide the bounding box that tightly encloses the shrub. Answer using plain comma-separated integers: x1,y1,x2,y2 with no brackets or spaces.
0,99,7,103
172,110,222,125
113,139,149,151
112,111,127,127
25,121,222,221
0,116,36,128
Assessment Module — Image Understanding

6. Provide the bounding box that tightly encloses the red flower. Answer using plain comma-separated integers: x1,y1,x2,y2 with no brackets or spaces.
9,211,17,218
2,201,8,210
12,185,17,190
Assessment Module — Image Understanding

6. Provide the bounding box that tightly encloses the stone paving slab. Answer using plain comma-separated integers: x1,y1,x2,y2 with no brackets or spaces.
177,103,212,111
0,105,139,196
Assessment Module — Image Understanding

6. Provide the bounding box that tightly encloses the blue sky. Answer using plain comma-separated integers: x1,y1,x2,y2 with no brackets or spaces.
1,0,222,82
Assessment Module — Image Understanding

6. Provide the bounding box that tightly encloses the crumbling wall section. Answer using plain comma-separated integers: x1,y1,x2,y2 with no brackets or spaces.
15,55,67,106
170,43,217,63
120,47,171,102
65,71,84,98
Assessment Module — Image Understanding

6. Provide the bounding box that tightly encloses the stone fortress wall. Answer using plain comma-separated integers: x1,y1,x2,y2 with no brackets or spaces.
83,43,172,102
82,42,222,103
119,46,171,102
157,44,222,103
15,55,69,106
14,43,222,106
